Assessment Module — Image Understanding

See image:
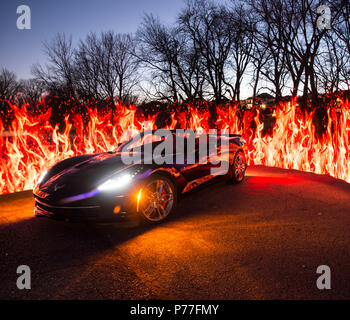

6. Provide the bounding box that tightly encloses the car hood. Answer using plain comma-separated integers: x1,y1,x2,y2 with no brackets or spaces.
40,152,139,198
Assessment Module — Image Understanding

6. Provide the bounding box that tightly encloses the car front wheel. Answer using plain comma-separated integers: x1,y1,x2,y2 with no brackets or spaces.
137,174,177,223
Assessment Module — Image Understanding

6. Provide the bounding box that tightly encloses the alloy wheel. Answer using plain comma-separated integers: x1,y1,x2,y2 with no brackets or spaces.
140,178,175,222
234,153,246,182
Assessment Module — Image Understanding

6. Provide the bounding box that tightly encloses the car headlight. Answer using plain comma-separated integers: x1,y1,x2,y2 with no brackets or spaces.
97,173,132,191
37,170,48,184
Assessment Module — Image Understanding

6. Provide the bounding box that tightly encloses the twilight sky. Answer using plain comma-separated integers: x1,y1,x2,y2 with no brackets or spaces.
0,0,185,79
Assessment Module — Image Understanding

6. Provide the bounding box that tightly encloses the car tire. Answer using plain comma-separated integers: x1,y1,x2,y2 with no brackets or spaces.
137,174,177,224
228,150,247,184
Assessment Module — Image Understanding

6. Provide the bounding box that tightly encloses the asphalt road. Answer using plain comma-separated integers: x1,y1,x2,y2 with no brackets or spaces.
1,165,350,300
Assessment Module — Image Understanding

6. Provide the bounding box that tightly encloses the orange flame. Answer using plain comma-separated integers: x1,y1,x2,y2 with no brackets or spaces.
0,98,349,195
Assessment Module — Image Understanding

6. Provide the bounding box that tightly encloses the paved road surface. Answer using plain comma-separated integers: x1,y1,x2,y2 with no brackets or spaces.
1,166,350,299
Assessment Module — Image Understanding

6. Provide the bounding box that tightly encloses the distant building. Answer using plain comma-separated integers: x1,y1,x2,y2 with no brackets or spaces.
242,93,274,110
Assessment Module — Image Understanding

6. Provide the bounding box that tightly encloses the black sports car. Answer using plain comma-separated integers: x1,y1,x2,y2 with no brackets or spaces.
34,130,247,223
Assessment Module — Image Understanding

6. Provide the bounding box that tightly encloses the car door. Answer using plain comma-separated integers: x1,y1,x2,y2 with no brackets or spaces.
174,135,211,182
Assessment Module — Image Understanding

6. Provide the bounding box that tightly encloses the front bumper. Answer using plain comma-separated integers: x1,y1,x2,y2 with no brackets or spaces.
34,192,137,222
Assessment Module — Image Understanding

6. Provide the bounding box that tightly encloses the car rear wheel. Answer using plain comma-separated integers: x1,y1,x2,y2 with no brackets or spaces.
138,174,177,223
229,151,247,184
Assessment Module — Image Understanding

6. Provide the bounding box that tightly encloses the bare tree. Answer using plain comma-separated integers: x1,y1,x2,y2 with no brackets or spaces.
248,0,289,101
230,5,254,101
249,40,270,101
19,79,44,105
333,0,350,57
74,33,102,100
23,0,348,108
178,0,236,103
33,32,139,103
80,32,140,102
331,0,350,89
247,0,349,101
315,32,348,93
32,33,76,97
136,14,205,102
248,0,343,103
112,34,140,103
0,69,21,100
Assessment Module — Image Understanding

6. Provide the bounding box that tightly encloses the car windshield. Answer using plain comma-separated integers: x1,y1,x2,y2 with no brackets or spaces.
116,130,205,154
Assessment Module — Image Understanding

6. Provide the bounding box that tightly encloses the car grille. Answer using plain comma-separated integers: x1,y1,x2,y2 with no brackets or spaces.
35,198,101,220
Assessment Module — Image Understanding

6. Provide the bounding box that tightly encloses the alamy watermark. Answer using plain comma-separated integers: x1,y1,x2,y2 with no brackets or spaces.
15,264,332,292
16,265,31,290
16,5,31,30
316,265,331,290
119,127,237,176
15,4,331,31
317,5,331,30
